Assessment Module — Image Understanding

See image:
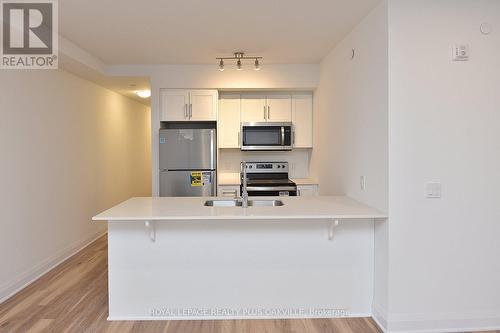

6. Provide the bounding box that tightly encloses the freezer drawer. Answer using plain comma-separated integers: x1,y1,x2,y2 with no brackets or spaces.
160,170,216,197
159,128,216,170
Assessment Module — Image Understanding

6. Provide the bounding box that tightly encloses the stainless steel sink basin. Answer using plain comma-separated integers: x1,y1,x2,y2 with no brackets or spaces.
204,199,284,207
248,200,284,207
204,200,241,207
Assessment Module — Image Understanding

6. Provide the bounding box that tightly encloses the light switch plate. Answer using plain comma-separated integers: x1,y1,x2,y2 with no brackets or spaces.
426,182,442,199
452,44,469,61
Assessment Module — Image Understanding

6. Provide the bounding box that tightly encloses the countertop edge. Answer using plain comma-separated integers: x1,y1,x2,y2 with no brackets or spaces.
93,215,388,221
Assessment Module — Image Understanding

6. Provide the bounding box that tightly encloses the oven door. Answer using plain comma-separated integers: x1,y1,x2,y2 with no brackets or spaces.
242,185,297,197
241,122,292,151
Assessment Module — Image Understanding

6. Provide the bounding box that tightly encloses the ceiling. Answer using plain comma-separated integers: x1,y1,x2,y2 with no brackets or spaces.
59,0,380,65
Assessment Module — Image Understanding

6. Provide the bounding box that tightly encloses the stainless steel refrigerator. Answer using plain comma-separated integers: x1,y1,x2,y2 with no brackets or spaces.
159,123,216,197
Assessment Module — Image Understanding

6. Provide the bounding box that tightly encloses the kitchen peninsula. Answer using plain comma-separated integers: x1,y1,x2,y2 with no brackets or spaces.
93,196,386,320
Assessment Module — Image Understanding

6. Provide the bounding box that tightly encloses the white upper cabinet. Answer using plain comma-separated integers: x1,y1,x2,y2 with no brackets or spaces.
292,94,313,148
241,94,291,123
160,89,190,121
266,95,292,122
218,95,241,148
190,90,218,121
160,89,218,121
241,95,266,122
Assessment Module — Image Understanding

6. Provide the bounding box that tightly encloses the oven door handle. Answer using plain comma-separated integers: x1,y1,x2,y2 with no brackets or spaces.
246,186,297,191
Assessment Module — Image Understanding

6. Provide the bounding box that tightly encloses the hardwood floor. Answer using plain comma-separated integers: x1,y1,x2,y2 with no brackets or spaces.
0,235,495,333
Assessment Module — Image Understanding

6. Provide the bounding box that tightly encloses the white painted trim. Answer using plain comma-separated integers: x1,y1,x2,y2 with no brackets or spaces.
372,304,500,333
371,303,388,332
108,313,373,321
386,314,500,333
0,230,107,304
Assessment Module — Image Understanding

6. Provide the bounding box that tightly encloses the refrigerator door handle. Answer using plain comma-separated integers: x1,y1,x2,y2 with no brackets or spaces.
210,130,215,169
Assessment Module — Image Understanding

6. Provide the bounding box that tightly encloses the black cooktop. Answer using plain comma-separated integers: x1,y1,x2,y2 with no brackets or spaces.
245,178,296,186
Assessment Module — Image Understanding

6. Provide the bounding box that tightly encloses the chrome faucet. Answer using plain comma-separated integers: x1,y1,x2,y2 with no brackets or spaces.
241,161,249,208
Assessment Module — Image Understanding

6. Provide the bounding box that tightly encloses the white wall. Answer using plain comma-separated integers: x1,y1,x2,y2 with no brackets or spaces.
311,2,389,328
311,2,388,212
387,0,500,331
0,70,151,302
128,64,321,195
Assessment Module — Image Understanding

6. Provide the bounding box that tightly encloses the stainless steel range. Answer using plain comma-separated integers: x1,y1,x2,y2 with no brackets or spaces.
240,162,297,197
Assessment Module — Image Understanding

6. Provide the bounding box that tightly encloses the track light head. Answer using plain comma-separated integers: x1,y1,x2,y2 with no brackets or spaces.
236,59,242,70
219,59,224,71
254,58,260,71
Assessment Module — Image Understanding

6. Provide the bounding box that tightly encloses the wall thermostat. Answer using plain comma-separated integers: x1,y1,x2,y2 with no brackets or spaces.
452,44,469,61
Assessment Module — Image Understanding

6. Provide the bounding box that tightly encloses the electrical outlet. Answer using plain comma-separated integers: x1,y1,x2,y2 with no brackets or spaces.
360,176,366,190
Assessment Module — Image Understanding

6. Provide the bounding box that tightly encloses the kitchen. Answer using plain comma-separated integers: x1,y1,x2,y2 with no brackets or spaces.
1,1,499,333
94,85,386,321
157,89,318,199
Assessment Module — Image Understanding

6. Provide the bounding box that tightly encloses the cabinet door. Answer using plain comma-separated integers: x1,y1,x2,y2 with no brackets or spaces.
241,95,266,122
189,90,217,121
297,185,318,196
218,95,241,148
266,95,292,122
292,95,313,148
217,185,240,198
160,89,190,121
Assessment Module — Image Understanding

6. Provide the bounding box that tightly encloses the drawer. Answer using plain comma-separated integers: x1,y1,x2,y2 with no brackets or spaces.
217,185,240,198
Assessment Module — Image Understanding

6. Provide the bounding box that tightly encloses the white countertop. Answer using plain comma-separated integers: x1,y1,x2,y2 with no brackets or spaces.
217,173,318,186
92,196,386,221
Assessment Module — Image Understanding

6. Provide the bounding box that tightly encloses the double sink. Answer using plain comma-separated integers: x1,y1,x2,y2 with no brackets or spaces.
204,199,284,207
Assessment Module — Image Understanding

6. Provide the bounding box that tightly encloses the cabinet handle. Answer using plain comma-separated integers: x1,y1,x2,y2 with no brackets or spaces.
298,189,301,196
189,104,193,119
268,106,270,119
292,131,295,145
184,104,188,119
263,106,266,120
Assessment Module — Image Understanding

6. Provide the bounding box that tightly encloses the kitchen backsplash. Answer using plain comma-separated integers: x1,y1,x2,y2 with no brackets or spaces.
218,149,311,178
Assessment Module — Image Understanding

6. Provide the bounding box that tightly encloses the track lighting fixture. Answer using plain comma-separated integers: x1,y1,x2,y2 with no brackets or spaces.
216,52,263,71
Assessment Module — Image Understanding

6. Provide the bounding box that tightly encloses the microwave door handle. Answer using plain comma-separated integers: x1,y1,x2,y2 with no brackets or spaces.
281,126,285,146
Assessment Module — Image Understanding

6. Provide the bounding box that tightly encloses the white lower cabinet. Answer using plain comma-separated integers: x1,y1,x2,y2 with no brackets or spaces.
297,185,319,196
217,185,240,198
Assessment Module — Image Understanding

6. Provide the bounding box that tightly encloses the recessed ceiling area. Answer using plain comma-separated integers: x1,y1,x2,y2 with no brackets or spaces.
59,0,381,65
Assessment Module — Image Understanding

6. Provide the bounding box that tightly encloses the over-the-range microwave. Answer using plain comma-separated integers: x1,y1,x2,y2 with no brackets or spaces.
240,122,293,151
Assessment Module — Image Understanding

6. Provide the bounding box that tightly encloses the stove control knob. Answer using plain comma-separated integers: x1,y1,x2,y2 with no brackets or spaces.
277,165,281,168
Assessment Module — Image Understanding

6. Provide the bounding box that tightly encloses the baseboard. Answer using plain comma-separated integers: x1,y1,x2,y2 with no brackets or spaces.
372,303,388,332
0,229,107,304
385,312,500,333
